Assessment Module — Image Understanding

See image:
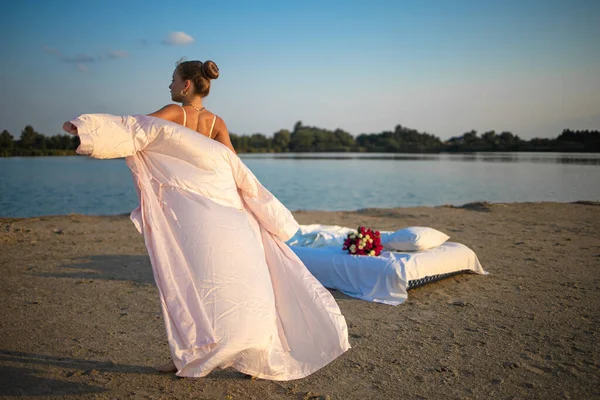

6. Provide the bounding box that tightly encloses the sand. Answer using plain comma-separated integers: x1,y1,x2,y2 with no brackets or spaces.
0,202,599,399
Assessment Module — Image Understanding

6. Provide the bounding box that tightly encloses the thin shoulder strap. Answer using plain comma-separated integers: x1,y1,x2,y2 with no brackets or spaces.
209,115,217,139
179,105,187,127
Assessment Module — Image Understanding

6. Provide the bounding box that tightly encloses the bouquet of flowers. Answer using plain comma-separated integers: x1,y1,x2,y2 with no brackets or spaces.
342,226,383,256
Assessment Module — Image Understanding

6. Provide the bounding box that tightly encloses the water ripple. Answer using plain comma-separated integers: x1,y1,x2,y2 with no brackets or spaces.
0,153,599,217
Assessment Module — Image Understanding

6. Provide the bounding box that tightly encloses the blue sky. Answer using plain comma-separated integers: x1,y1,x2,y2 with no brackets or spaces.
1,0,599,140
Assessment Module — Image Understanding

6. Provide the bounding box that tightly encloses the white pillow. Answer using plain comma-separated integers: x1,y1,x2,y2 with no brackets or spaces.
381,227,450,251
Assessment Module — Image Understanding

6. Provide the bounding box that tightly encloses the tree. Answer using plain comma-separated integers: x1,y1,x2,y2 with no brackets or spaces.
293,121,303,134
20,126,38,149
248,133,270,151
462,130,478,145
481,131,498,149
70,135,80,150
313,131,331,151
556,129,600,151
272,129,291,152
0,130,14,149
498,131,516,144
229,133,249,153
333,129,355,150
289,129,315,152
35,132,48,150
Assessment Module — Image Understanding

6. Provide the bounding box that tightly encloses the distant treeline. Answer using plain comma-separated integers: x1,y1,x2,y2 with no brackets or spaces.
1,126,81,157
1,122,599,157
231,122,599,153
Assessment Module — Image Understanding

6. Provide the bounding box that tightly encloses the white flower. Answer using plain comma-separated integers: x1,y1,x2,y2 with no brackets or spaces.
369,239,373,243
351,248,356,253
365,234,370,240
358,233,363,238
350,234,356,239
350,244,356,249
370,250,376,256
358,245,364,250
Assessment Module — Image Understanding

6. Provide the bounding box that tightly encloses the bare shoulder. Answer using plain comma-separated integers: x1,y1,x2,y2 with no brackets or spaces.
213,115,227,132
148,104,183,124
213,116,236,154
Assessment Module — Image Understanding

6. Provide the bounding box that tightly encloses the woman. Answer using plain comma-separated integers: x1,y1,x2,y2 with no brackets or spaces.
65,60,233,153
149,60,235,155
63,59,350,380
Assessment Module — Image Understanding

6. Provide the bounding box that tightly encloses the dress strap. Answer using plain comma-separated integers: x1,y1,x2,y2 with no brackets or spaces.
209,115,217,139
180,105,187,127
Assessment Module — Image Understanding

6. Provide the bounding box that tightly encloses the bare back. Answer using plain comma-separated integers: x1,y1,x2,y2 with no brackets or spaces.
179,106,217,139
148,104,236,153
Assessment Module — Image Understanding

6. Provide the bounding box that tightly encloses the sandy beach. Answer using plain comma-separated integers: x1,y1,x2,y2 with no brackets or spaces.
1,201,598,399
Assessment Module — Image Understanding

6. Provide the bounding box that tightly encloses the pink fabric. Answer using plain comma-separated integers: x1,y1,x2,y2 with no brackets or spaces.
69,114,350,380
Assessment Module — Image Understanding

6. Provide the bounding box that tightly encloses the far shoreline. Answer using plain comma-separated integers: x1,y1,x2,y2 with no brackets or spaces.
2,200,598,221
2,149,600,158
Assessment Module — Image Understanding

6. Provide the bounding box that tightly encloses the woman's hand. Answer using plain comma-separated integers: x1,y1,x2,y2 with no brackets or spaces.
63,121,78,135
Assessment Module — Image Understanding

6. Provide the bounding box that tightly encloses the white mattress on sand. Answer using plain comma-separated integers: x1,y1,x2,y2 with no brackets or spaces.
288,225,486,306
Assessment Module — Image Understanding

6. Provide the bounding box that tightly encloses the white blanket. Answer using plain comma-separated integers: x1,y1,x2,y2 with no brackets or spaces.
288,225,486,305
286,224,355,248
69,114,350,380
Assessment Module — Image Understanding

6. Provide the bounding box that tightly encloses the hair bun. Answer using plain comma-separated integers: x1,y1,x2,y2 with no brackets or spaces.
202,60,219,80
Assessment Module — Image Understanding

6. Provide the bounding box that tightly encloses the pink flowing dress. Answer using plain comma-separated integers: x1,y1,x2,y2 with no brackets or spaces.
69,113,350,380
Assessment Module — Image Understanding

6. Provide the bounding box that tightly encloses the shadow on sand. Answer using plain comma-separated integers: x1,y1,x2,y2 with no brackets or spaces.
30,254,155,285
29,254,357,303
0,350,156,396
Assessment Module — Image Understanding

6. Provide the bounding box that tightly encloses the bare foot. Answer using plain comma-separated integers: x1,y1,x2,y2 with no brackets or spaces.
155,359,177,373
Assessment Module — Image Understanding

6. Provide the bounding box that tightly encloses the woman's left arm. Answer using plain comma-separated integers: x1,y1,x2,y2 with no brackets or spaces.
63,114,155,159
148,104,183,124
63,104,181,135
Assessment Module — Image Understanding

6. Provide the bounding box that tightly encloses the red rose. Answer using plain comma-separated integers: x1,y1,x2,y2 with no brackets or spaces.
343,227,382,256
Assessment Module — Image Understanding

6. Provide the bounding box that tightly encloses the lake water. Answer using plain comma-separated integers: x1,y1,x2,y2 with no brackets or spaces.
1,152,599,218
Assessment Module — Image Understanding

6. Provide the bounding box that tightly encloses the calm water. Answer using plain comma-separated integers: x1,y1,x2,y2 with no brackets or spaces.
1,153,599,217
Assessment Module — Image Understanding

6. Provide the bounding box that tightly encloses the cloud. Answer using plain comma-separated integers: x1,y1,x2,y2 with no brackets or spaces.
43,46,95,68
43,46,61,55
44,47,95,71
162,31,194,46
107,50,129,59
43,45,130,72
61,54,96,64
